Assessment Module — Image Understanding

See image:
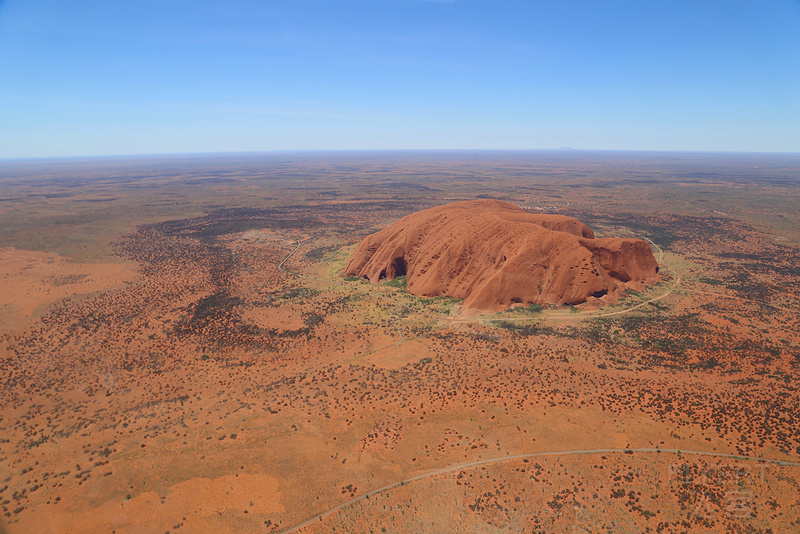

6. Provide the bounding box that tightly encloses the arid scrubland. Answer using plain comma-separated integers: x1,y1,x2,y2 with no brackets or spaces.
1,152,799,533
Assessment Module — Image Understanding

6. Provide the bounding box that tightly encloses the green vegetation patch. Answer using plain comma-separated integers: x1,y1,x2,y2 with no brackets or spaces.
418,295,462,305
491,320,557,337
383,275,407,289
305,245,339,261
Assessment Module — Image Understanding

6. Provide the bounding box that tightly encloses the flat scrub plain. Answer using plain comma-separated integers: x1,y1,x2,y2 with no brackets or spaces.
1,151,799,533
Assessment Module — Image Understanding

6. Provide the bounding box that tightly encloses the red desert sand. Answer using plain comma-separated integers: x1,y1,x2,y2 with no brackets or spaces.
345,199,660,314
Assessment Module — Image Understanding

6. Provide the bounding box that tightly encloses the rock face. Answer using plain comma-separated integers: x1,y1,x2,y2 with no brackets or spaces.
345,199,660,315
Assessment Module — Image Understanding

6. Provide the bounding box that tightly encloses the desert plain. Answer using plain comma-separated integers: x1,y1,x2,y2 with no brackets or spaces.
1,150,799,533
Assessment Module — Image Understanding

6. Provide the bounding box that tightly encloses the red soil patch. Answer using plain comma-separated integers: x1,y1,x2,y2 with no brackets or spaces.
14,473,283,534
0,247,138,332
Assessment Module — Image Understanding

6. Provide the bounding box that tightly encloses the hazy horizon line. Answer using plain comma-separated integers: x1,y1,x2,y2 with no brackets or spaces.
3,147,800,163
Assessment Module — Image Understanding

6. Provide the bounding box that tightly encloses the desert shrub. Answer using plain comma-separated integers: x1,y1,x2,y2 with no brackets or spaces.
383,275,407,288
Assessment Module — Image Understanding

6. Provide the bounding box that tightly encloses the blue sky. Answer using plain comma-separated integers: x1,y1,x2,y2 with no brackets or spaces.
1,0,799,158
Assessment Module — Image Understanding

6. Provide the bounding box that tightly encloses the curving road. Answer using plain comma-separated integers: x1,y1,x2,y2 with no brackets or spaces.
277,237,312,278
276,446,799,534
271,232,798,534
